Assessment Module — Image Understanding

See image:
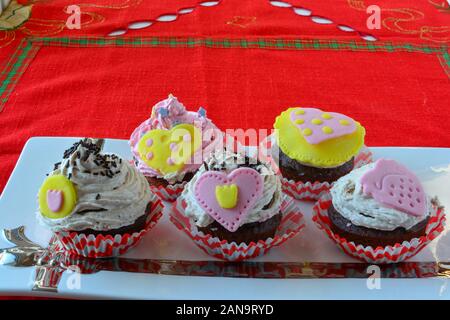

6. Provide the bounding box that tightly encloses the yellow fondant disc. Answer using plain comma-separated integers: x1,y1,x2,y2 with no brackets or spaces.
38,174,77,219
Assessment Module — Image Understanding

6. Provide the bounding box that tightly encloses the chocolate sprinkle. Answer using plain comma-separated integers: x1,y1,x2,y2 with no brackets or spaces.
53,162,61,171
60,138,123,179
76,208,107,215
63,138,103,159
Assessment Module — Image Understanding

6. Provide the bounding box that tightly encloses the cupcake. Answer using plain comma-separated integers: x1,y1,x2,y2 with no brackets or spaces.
129,94,222,201
313,159,446,263
36,138,162,258
272,107,368,200
171,150,305,261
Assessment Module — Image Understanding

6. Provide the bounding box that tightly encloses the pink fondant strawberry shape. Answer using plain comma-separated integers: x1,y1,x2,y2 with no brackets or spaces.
194,168,264,232
360,159,426,217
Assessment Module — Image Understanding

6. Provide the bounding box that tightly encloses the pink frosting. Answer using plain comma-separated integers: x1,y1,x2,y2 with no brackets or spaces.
289,107,356,144
194,168,264,232
360,159,427,217
129,95,222,180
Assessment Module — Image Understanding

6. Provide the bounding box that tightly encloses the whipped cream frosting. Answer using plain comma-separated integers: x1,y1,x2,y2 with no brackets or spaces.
330,163,430,231
129,95,222,184
180,150,282,227
37,138,152,232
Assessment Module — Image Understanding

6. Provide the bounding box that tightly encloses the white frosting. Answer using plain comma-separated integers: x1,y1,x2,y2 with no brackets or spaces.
330,163,430,231
179,150,282,227
37,139,152,232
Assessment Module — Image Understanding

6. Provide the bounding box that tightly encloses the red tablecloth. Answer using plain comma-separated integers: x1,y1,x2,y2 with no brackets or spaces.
0,0,449,299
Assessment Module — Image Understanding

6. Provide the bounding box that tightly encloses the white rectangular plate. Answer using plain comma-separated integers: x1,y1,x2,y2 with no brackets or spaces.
0,137,449,299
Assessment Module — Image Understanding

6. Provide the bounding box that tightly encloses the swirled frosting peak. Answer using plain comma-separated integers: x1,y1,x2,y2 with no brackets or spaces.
37,138,152,232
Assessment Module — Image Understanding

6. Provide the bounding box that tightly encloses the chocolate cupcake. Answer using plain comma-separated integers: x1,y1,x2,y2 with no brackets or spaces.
329,159,432,248
36,138,161,257
272,107,366,200
178,150,283,244
129,94,222,201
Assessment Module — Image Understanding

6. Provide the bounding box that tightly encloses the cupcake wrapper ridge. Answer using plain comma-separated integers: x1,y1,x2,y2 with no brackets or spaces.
312,193,446,264
170,195,305,261
281,146,373,201
149,181,187,202
54,199,164,258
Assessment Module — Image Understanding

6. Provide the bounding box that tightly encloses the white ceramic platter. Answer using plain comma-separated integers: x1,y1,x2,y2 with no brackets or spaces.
0,137,449,299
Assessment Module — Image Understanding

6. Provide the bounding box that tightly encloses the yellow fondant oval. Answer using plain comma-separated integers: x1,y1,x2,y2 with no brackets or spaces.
38,174,77,219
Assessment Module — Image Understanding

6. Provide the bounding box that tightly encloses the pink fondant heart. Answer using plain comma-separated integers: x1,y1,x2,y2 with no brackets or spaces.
194,168,264,232
360,159,426,217
290,107,356,144
47,190,63,212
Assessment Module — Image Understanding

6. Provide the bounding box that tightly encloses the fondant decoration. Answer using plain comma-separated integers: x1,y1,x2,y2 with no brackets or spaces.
215,184,238,209
322,126,333,134
47,190,63,212
289,107,356,144
158,108,169,117
39,174,77,219
274,107,365,167
194,168,264,232
198,107,207,117
360,159,426,217
137,123,201,175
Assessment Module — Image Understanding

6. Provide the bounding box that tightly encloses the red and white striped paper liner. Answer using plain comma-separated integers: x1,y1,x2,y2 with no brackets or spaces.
312,193,446,264
259,134,373,201
170,195,305,261
54,199,164,258
149,182,187,202
281,146,373,201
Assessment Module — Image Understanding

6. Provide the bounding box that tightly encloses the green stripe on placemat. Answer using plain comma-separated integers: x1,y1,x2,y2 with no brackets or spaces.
0,36,448,112
27,36,448,54
0,39,39,111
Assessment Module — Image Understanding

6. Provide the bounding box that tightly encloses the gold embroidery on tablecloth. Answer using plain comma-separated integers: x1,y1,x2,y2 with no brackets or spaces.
226,16,256,28
0,0,141,47
346,0,450,43
428,0,450,14
0,30,15,48
68,0,142,10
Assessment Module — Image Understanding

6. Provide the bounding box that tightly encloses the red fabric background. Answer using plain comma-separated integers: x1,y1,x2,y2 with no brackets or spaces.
0,0,449,299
